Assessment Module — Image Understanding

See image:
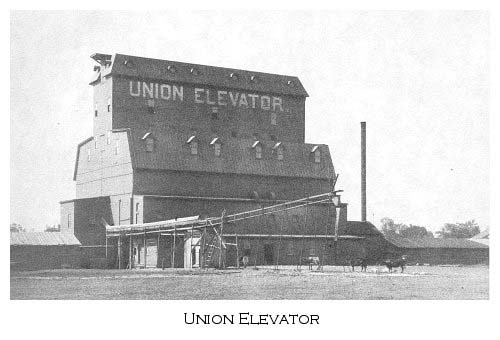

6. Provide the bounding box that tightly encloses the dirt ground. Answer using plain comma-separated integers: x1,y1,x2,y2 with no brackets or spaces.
10,265,488,300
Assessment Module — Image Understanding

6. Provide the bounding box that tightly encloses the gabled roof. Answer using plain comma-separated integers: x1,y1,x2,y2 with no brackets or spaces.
10,232,81,246
100,53,308,97
385,234,489,249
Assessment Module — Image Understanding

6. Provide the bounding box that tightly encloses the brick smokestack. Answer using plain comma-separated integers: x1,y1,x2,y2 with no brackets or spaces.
361,122,367,222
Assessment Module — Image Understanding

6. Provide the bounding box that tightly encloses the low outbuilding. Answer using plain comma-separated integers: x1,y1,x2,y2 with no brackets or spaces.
384,234,489,265
10,232,82,271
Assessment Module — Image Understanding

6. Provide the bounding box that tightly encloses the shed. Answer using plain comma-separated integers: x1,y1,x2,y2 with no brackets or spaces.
384,234,489,265
10,232,82,271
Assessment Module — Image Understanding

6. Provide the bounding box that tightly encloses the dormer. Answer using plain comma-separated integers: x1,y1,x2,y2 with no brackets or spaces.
142,132,156,152
186,135,199,155
251,140,263,159
272,142,284,160
311,145,321,163
210,137,222,157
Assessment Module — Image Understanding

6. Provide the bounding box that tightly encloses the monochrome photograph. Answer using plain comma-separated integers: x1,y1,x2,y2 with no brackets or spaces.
10,10,489,301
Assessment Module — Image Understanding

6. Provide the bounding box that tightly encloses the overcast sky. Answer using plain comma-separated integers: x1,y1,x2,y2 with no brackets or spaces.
10,11,489,232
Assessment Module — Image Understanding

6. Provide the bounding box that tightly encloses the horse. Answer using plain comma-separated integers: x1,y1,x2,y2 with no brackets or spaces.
238,256,250,268
301,256,321,270
382,255,407,273
349,258,368,272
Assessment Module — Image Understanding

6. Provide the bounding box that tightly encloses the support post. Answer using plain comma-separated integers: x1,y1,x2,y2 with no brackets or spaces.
143,229,147,269
218,210,226,269
236,234,239,269
334,206,341,266
172,226,176,268
117,234,121,269
129,235,133,269
157,233,161,269
190,226,194,269
200,227,206,269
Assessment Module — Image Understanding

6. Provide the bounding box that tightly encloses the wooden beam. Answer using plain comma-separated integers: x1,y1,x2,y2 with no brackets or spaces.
129,234,133,269
172,226,176,268
117,234,121,269
236,234,239,269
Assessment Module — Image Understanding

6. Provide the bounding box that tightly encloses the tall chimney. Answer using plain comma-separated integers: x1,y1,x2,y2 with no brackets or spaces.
361,122,367,222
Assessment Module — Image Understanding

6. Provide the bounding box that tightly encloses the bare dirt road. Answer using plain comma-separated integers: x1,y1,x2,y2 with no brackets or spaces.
10,265,488,300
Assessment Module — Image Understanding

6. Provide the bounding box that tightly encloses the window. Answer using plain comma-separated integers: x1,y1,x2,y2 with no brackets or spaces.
211,110,218,120
145,138,155,152
106,131,111,145
277,147,283,160
255,145,262,159
273,142,283,160
252,140,262,159
114,140,119,155
142,132,155,152
231,131,237,138
94,140,98,149
271,112,277,125
94,104,98,117
87,148,91,161
314,149,321,163
190,141,198,155
147,99,155,114
107,98,111,112
186,136,198,155
311,146,321,163
67,213,72,229
210,137,221,157
270,134,276,142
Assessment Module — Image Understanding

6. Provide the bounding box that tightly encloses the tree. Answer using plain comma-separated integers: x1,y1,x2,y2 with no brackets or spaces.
10,223,25,233
380,217,397,236
437,220,481,238
399,224,434,238
379,218,433,238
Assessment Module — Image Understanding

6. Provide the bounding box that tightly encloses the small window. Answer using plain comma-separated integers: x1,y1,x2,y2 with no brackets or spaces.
214,143,221,157
277,147,283,160
94,140,98,149
145,138,155,152
270,134,276,142
211,110,218,120
255,145,262,159
190,141,198,155
147,99,155,114
314,149,321,163
271,112,277,125
94,104,98,117
114,140,119,155
67,213,72,229
106,131,111,145
107,98,111,112
87,148,91,161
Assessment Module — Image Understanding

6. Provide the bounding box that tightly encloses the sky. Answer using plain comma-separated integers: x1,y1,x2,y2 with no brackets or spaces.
10,11,489,232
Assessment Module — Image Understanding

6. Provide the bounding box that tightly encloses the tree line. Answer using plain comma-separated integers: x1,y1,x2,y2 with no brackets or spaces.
379,217,483,239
